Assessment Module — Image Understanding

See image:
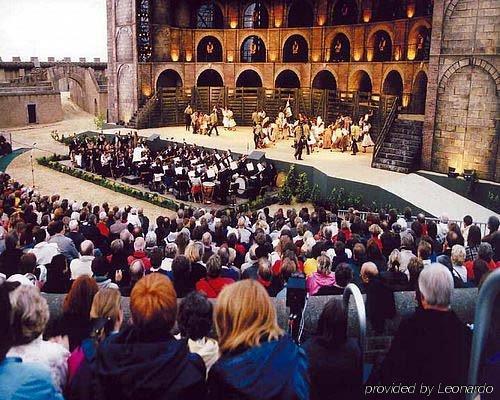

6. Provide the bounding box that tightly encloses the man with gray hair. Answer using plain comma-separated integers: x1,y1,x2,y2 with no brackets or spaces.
69,240,95,279
380,263,472,391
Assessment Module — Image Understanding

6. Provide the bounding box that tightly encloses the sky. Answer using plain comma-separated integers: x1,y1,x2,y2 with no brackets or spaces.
0,0,107,61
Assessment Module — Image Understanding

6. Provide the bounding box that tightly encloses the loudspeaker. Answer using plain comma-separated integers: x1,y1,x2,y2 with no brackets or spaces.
146,134,162,152
247,150,266,163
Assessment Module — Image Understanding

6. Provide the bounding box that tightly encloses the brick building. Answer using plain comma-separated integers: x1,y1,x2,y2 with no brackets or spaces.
106,0,499,182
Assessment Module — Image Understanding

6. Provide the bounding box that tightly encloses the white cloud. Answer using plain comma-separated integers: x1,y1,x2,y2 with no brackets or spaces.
0,0,107,61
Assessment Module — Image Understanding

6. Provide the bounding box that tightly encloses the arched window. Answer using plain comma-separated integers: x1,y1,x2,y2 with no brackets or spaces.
312,70,337,90
243,2,269,28
330,33,350,62
331,0,358,25
411,71,428,114
414,27,430,61
373,31,392,62
275,70,300,88
383,70,403,98
197,69,224,87
283,35,309,62
197,36,223,62
373,0,405,21
288,0,313,27
157,69,183,90
196,2,223,28
351,70,372,93
236,70,263,87
241,36,266,62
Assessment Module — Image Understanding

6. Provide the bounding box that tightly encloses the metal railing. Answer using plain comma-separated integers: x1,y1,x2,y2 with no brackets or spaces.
343,284,367,368
466,268,500,400
372,96,398,164
337,210,490,237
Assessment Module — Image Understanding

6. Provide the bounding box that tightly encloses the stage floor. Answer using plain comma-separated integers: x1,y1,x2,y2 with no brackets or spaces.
103,125,496,221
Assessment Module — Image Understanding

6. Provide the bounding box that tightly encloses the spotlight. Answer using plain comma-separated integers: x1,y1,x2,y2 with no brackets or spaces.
447,167,459,178
463,169,477,182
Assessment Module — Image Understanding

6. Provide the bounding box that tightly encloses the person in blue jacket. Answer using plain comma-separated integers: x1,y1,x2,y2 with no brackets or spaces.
208,279,309,400
0,281,63,400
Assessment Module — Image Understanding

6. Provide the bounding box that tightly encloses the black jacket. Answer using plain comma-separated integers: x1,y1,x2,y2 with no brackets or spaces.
95,325,206,400
380,308,472,399
302,337,362,400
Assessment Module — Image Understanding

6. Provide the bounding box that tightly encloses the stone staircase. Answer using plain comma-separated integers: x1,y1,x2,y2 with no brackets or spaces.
372,118,423,174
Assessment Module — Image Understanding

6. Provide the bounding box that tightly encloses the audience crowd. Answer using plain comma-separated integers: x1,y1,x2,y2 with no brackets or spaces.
0,171,498,399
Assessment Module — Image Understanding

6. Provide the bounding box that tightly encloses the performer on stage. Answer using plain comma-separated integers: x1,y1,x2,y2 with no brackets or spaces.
207,107,219,136
184,104,193,132
294,123,305,160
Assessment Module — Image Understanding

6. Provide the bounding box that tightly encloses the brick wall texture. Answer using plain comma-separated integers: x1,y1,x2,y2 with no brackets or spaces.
423,0,499,182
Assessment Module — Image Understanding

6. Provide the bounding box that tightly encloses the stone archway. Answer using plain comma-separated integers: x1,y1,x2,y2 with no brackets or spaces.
350,70,372,93
236,69,263,87
197,69,224,87
283,34,309,62
434,62,499,181
275,69,300,88
411,70,428,114
312,70,337,90
156,69,183,90
383,70,404,98
197,36,223,62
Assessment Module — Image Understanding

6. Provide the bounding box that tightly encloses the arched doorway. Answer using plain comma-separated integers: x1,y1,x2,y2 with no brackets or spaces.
236,70,263,87
240,36,266,62
195,2,223,28
412,26,431,61
331,0,358,25
197,36,223,62
411,71,428,114
283,35,309,62
372,31,392,62
312,70,337,90
288,0,313,27
275,70,300,88
383,70,403,98
243,2,269,28
330,33,350,62
197,69,224,87
156,69,183,90
351,70,372,93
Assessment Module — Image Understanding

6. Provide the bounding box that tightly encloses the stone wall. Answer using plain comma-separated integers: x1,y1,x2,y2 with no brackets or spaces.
0,92,63,128
423,0,500,182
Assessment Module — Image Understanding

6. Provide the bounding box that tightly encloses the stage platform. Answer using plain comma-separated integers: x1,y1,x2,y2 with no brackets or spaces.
101,125,496,221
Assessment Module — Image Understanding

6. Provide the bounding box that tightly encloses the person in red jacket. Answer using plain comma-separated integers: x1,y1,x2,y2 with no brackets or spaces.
127,237,151,270
196,255,234,299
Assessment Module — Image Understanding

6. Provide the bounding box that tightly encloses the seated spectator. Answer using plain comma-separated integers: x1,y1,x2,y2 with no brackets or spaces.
95,274,206,399
316,263,353,296
398,232,415,276
201,232,215,263
48,220,79,262
96,211,110,238
42,254,72,294
381,249,409,291
171,255,195,298
302,299,362,400
450,244,467,284
177,291,219,374
275,257,299,299
361,262,395,333
407,257,424,292
59,276,99,351
127,237,151,270
380,222,401,258
218,246,240,281
116,260,146,297
7,284,70,392
0,232,23,277
91,257,119,290
185,241,207,282
70,240,95,280
196,254,234,298
465,225,481,262
208,280,309,400
160,242,177,272
29,227,60,267
332,240,350,270
67,288,123,399
482,216,499,261
66,220,85,253
311,226,334,258
417,240,432,266
366,238,387,272
368,224,383,250
465,242,497,280
380,263,472,390
256,257,282,296
307,254,336,296
0,281,63,400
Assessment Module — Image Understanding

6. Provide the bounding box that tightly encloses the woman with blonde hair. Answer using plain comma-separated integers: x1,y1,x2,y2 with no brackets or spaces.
67,288,123,399
208,280,309,400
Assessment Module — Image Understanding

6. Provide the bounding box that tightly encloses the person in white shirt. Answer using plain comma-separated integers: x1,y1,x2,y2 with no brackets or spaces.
29,228,60,267
70,240,95,280
237,217,252,245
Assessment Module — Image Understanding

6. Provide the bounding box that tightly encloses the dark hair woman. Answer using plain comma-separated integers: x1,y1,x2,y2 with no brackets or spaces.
302,299,362,400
